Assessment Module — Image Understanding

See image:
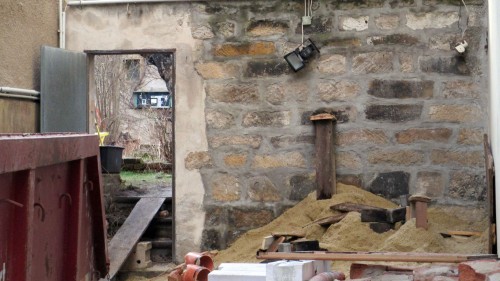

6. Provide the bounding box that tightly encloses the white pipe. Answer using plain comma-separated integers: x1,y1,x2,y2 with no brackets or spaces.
488,0,500,258
59,0,65,48
0,87,40,96
0,93,39,101
67,0,200,6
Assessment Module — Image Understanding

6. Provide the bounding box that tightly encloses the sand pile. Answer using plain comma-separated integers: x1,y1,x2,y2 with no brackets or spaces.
214,183,489,265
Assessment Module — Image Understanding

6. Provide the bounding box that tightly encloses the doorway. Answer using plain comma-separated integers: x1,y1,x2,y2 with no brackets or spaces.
87,49,176,263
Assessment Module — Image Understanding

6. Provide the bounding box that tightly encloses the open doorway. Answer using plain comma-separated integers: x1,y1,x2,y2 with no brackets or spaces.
87,49,176,265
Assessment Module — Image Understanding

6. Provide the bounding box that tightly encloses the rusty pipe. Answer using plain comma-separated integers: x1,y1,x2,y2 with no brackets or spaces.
309,271,346,281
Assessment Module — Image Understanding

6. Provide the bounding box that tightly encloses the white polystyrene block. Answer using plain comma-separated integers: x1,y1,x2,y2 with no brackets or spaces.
208,270,266,281
266,260,317,281
217,263,267,272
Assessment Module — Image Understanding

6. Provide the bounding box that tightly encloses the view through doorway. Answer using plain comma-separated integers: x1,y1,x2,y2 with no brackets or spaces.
88,49,176,264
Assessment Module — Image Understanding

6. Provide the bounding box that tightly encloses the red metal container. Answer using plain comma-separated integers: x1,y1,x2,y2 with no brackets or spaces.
0,134,108,281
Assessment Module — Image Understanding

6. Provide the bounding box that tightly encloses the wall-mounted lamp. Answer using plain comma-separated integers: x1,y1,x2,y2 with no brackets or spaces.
284,39,320,72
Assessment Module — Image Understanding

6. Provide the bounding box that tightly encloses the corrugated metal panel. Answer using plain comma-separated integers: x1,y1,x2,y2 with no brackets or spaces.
41,46,88,133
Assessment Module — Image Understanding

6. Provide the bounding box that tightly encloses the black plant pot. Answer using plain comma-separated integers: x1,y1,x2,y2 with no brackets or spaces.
100,145,124,174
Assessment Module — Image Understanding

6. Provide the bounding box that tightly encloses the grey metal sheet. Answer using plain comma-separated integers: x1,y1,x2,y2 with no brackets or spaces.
41,46,88,133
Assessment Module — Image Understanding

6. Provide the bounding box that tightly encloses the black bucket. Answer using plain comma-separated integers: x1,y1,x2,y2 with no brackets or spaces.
100,146,124,173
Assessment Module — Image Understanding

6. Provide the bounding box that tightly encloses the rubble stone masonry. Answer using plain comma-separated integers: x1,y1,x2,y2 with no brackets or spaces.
191,0,489,250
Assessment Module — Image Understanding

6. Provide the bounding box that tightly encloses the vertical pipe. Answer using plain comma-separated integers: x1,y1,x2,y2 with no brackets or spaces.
488,0,500,258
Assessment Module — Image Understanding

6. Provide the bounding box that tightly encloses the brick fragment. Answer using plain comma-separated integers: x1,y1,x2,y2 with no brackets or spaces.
214,42,275,57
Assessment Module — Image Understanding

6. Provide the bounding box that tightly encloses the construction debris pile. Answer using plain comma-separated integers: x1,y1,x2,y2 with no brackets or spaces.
214,183,489,267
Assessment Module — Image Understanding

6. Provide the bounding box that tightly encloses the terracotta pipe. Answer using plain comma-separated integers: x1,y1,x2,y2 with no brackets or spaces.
182,264,210,281
309,271,346,281
184,252,214,271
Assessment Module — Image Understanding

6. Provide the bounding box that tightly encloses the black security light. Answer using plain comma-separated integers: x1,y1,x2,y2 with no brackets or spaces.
284,39,320,72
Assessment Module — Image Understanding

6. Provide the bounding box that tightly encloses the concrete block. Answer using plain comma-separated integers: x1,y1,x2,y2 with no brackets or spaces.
266,260,319,281
123,241,152,270
218,263,267,272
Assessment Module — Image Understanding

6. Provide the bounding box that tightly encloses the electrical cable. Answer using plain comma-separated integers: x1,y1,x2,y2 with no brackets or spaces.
460,0,469,39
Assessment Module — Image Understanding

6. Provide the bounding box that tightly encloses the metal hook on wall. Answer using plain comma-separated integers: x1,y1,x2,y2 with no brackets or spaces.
34,203,45,222
59,193,72,208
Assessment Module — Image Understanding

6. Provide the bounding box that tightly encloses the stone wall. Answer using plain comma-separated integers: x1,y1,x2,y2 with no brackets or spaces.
65,0,489,259
190,0,489,250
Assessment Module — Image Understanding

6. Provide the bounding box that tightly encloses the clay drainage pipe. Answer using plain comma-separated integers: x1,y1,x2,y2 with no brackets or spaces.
184,252,214,271
182,264,210,281
309,271,346,281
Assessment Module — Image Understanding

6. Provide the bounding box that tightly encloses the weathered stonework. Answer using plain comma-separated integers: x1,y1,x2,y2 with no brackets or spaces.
246,19,289,37
185,151,212,170
395,128,452,144
369,171,410,199
252,152,306,169
353,52,394,73
229,207,274,228
442,80,480,99
337,151,362,170
458,128,484,145
367,150,425,165
211,173,241,201
289,174,316,201
247,176,281,202
416,172,444,198
368,80,433,99
340,16,369,31
209,135,262,149
337,129,389,146
428,104,482,123
318,80,360,102
224,154,247,168
206,83,259,104
375,14,400,30
206,109,235,129
242,111,291,127
431,150,484,167
406,12,459,30
195,62,239,79
365,104,423,122
317,54,347,74
214,42,276,57
449,171,486,201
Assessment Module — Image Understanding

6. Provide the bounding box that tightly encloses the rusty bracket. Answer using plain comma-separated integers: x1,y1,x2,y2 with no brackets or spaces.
59,193,72,208
0,198,23,208
34,203,45,222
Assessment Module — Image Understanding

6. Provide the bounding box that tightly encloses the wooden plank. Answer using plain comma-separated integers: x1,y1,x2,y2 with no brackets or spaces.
440,231,483,238
330,202,386,213
312,115,336,199
484,134,496,254
256,251,497,263
266,236,286,253
271,230,306,238
303,213,347,227
101,197,165,280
